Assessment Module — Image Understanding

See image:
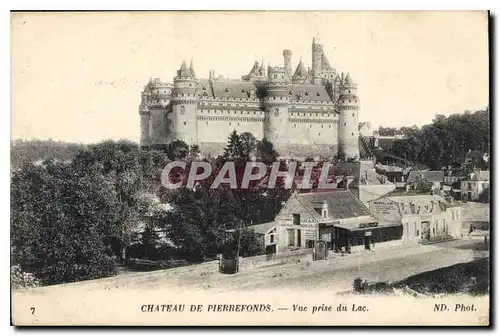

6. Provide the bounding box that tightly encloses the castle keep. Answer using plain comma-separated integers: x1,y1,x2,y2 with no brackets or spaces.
139,38,360,159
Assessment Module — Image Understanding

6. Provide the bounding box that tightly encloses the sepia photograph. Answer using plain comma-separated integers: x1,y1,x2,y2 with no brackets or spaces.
10,10,490,326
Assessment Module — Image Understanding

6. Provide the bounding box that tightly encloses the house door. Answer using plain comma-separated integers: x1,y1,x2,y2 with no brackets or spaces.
422,221,431,241
364,236,371,250
297,229,301,247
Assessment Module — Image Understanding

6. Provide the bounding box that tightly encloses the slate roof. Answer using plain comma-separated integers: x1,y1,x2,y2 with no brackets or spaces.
289,84,331,102
245,222,276,235
407,170,444,183
297,190,372,220
210,80,258,99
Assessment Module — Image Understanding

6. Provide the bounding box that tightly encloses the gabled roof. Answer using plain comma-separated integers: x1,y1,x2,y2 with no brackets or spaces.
297,190,372,220
407,170,444,183
245,222,276,235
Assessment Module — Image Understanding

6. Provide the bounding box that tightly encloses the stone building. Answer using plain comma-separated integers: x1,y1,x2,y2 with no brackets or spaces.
368,193,462,244
139,38,360,159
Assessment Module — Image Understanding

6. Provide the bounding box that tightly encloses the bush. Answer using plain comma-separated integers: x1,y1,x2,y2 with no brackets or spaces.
11,265,40,290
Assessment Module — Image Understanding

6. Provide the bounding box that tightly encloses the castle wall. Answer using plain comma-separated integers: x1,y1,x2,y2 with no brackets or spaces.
140,112,150,147
149,107,169,145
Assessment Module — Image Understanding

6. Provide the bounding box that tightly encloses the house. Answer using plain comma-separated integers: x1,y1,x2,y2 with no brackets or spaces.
464,150,488,168
251,189,403,255
368,192,462,244
461,170,489,201
406,170,444,190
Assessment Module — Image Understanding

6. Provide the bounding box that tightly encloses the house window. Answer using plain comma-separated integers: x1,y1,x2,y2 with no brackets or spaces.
293,214,300,226
270,234,274,244
416,229,419,237
322,209,327,219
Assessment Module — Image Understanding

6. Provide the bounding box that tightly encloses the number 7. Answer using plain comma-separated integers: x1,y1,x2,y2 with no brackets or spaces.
30,307,35,315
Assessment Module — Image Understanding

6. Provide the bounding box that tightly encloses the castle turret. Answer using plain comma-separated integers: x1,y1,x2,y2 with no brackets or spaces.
171,60,199,145
146,78,173,150
139,89,150,148
337,73,360,160
263,66,290,152
283,49,292,78
312,37,323,85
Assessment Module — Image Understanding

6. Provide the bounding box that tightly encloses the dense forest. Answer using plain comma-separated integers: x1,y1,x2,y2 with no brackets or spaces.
386,108,490,170
11,139,86,168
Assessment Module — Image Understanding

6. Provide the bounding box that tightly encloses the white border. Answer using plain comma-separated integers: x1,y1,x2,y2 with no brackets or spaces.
3,1,498,335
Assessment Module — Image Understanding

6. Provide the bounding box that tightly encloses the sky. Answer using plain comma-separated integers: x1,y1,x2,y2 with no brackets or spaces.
11,11,489,144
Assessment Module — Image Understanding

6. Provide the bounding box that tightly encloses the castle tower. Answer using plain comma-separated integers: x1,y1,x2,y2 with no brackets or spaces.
283,49,292,79
263,66,290,152
337,73,360,160
147,78,172,150
312,37,323,85
139,89,150,148
171,60,199,145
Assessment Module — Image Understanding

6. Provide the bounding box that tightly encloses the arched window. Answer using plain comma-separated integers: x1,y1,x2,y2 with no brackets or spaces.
274,108,279,117
180,106,185,114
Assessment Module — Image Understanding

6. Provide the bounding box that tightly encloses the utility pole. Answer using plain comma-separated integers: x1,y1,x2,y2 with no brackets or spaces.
236,220,243,272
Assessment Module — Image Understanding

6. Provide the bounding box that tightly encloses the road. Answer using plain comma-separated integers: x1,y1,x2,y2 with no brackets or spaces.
20,238,489,295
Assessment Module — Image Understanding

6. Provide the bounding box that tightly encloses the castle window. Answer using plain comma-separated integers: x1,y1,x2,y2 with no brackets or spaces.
294,124,296,128
289,91,292,95
225,88,229,92
351,132,354,136
182,93,185,97
229,122,232,126
189,83,192,87
349,100,351,103
206,122,208,126
183,122,186,125
352,113,355,116
318,133,321,136
317,92,320,96
309,124,312,128
241,88,245,93
344,123,346,126
305,92,309,96
237,123,240,126
321,125,323,128
180,106,185,114
274,108,279,117
329,125,332,128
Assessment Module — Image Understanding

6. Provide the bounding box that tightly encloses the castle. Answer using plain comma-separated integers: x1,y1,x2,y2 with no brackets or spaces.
139,37,360,159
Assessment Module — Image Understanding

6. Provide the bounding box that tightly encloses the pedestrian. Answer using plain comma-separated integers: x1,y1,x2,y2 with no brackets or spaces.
372,240,375,250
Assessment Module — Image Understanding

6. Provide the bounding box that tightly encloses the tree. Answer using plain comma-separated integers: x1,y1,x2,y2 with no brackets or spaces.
11,161,119,285
239,132,257,160
189,144,201,158
167,140,189,161
223,130,245,160
257,138,279,165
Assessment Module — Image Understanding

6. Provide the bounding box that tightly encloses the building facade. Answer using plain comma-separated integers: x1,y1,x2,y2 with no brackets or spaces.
139,38,360,159
461,170,490,201
249,190,402,255
369,194,462,244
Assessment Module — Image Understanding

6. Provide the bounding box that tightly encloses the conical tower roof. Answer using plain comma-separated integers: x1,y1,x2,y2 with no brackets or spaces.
189,58,196,78
344,73,352,85
293,59,308,78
